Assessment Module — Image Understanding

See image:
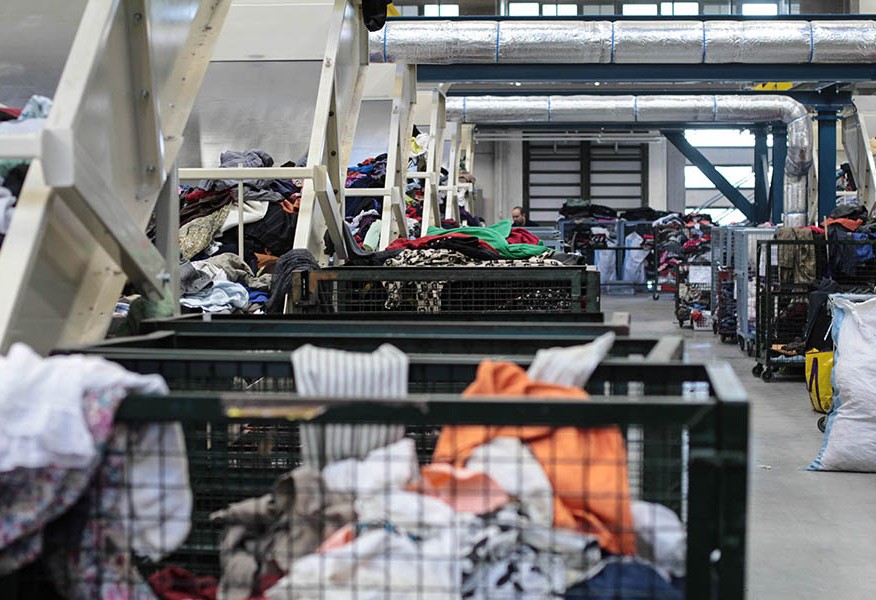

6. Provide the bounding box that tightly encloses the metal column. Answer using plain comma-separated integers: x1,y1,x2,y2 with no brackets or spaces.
817,110,840,222
753,127,769,223
769,127,788,225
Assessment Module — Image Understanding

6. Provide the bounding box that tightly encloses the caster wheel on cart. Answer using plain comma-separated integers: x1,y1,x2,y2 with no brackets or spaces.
738,336,745,351
712,322,718,335
752,364,764,378
747,342,755,358
817,416,827,433
653,293,660,301
761,369,774,382
678,319,685,328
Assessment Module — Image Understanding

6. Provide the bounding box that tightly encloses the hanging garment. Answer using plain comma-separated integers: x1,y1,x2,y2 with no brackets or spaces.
265,248,321,314
622,232,649,283
0,343,166,472
433,361,636,556
291,344,408,469
776,226,816,283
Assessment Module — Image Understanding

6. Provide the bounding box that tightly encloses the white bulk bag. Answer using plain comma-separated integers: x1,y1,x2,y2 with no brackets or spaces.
810,295,876,471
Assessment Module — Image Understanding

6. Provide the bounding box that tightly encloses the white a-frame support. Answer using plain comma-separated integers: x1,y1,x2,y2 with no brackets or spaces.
293,0,369,264
0,0,231,353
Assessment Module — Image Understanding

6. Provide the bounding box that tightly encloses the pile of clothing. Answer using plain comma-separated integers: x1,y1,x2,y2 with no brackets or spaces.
0,345,191,599
0,95,52,248
372,220,581,313
178,149,302,275
823,205,876,282
149,341,684,600
559,200,618,221
716,271,737,339
654,213,713,289
180,253,273,314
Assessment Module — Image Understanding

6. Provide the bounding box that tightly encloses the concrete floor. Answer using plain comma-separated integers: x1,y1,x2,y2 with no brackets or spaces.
602,293,876,600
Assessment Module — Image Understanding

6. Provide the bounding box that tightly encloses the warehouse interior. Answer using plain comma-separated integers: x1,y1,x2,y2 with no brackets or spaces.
2,1,876,599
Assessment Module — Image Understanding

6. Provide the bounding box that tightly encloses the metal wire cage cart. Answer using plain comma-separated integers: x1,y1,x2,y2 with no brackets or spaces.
284,266,601,316
1,357,748,600
732,227,777,355
753,237,876,382
710,227,740,341
674,262,712,328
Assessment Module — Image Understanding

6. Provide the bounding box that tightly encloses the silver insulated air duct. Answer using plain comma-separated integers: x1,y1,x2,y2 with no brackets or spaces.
447,95,812,226
370,20,876,65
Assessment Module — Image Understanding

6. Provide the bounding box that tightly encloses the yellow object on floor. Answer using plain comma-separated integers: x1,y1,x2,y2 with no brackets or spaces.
806,350,834,414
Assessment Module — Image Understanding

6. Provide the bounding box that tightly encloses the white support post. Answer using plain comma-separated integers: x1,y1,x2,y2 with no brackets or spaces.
378,64,416,249
460,123,476,214
419,89,446,235
293,0,367,264
442,121,461,223
154,162,180,316
237,163,245,263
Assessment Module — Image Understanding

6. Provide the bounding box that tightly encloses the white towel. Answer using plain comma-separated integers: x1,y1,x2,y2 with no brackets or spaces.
291,344,408,468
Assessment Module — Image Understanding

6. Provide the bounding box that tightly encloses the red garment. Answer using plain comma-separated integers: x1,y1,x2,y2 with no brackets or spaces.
0,107,22,119
507,227,541,245
182,188,216,203
386,232,498,253
148,566,217,600
807,226,826,237
823,218,863,232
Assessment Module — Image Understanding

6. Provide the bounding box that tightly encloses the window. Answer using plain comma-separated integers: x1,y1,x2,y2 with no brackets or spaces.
423,3,459,16
741,2,778,15
582,3,616,14
542,3,579,15
685,165,756,188
508,2,541,15
661,1,699,14
684,129,774,148
622,3,659,14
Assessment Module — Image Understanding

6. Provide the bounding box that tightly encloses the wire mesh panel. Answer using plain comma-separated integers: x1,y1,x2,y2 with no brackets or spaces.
754,237,876,381
287,267,601,315
2,366,748,600
732,228,776,353
710,227,739,320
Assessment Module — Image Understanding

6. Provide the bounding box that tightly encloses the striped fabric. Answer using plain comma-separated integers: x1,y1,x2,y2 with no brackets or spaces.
291,344,408,468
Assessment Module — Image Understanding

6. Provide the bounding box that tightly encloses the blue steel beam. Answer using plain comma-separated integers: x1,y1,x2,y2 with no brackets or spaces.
753,127,770,222
770,127,788,224
419,64,876,84
817,111,840,222
662,130,756,222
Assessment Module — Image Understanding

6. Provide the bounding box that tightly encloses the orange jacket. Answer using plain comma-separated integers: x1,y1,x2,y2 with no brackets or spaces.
433,360,636,555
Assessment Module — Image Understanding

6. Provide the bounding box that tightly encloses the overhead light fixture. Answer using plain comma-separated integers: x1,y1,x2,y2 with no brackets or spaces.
514,82,522,87
594,81,601,86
